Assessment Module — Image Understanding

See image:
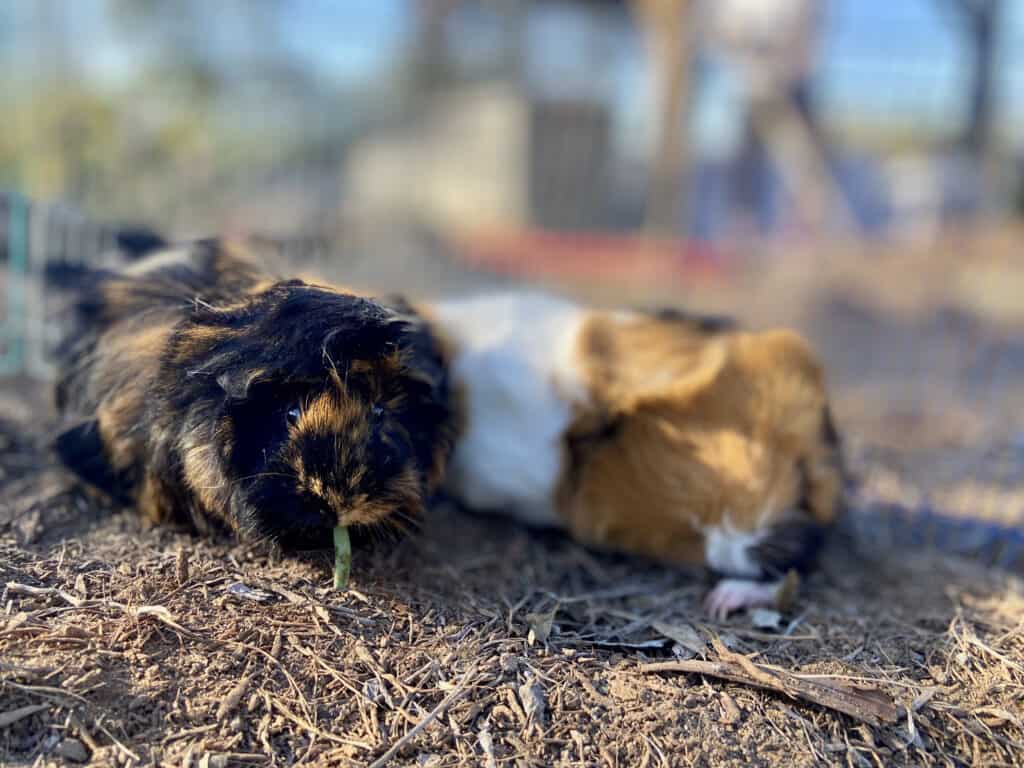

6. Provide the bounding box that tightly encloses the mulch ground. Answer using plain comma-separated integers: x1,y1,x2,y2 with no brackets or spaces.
2,457,1022,767
2,233,1024,766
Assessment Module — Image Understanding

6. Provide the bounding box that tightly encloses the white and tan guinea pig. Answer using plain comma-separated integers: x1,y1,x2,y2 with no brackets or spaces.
430,292,843,619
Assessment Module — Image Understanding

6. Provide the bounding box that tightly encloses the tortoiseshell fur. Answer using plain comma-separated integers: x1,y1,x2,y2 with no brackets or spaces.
55,240,457,548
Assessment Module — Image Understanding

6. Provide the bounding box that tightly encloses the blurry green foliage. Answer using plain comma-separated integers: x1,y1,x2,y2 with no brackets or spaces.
0,0,350,226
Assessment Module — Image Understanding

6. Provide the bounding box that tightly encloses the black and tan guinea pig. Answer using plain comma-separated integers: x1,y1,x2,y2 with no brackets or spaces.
54,239,458,549
430,292,843,619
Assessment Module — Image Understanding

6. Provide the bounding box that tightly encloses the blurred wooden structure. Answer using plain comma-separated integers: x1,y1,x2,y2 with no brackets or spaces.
936,0,1002,202
628,0,694,237
711,0,852,231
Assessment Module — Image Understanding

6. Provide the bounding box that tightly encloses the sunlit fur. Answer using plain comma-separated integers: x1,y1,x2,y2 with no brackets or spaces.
433,294,843,600
55,239,457,549
561,311,843,576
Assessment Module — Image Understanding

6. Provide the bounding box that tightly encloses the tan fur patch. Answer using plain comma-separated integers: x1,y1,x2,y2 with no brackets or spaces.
182,434,232,526
176,324,240,353
559,315,841,567
123,322,176,359
338,465,424,528
137,471,177,527
93,321,175,474
301,389,369,444
96,393,143,472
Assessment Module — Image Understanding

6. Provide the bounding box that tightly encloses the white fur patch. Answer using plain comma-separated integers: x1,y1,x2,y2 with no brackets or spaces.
433,292,588,527
703,524,763,577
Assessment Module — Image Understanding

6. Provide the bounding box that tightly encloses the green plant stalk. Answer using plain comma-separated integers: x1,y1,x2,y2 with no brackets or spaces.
333,526,351,590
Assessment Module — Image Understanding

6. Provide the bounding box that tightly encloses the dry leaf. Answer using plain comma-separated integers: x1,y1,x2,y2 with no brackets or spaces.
651,620,706,656
518,677,547,728
751,609,783,631
525,606,557,645
477,721,497,768
133,605,195,637
225,582,277,603
911,687,937,712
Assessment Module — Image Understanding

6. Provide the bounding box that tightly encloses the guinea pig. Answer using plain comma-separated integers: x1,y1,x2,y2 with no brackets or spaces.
430,292,843,619
54,239,458,549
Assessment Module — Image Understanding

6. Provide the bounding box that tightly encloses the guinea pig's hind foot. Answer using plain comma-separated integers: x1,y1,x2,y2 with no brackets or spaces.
703,577,783,621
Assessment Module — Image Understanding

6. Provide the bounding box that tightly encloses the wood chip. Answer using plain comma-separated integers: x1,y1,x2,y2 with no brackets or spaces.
0,703,48,728
176,548,190,585
216,665,254,722
54,737,90,763
720,692,742,725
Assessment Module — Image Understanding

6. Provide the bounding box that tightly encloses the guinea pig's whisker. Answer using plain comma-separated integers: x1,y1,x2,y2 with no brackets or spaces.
382,510,420,537
229,471,296,485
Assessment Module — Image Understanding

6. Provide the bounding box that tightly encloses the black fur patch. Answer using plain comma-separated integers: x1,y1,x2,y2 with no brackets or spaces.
54,422,134,505
646,306,737,334
750,519,826,578
561,414,621,500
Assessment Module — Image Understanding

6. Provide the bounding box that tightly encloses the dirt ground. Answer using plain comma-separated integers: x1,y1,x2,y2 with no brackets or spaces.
2,230,1024,767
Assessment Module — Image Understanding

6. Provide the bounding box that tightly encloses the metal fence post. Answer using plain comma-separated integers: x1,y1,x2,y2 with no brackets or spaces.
0,192,28,376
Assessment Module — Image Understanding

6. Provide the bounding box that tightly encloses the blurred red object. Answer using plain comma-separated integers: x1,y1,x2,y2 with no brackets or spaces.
455,229,731,287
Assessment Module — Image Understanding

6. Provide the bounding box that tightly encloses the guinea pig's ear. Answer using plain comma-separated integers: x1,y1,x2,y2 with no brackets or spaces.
583,312,730,414
377,293,421,321
377,293,448,395
216,368,265,400
625,338,729,410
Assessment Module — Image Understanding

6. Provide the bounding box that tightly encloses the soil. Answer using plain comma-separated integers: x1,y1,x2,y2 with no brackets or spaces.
2,230,1023,767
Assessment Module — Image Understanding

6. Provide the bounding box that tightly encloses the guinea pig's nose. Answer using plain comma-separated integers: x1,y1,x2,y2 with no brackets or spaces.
301,497,337,524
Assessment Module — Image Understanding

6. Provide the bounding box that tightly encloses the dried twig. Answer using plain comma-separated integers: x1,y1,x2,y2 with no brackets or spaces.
133,605,198,639
367,664,478,768
92,718,141,763
216,662,254,722
5,581,81,607
639,640,902,727
267,695,372,750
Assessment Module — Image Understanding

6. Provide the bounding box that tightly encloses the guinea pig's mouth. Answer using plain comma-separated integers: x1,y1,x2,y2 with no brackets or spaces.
237,473,424,549
260,504,336,549
234,485,338,549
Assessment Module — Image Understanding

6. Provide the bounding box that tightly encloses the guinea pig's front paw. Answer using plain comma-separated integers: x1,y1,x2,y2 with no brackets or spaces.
703,578,783,621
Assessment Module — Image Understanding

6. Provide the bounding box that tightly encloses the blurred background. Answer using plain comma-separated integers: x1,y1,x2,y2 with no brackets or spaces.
2,0,1023,560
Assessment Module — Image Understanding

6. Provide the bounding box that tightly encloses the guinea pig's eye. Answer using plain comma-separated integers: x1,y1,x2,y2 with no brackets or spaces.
286,405,301,426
